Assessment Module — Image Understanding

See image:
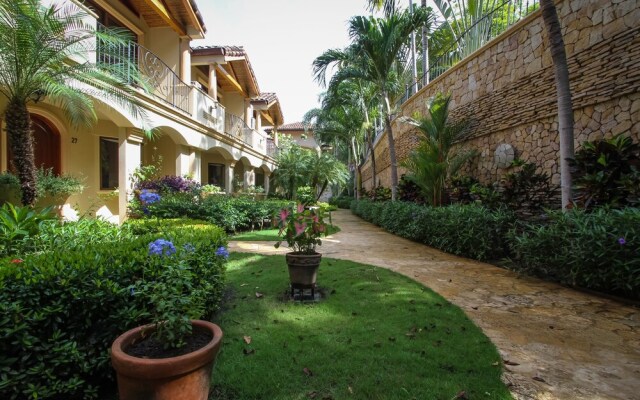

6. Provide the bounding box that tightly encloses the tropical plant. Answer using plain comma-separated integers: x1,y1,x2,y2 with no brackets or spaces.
307,151,350,201
313,7,434,200
570,134,640,209
0,0,150,205
0,203,55,256
272,139,312,199
274,203,328,254
401,93,476,206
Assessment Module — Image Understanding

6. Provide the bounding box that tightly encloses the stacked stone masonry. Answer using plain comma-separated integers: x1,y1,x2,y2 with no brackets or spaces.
362,0,640,189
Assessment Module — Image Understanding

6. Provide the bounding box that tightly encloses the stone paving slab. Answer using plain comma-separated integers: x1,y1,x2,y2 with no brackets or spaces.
229,209,640,400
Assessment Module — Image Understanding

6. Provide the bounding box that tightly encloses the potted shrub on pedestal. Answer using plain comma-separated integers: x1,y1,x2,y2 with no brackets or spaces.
110,238,228,400
275,204,328,292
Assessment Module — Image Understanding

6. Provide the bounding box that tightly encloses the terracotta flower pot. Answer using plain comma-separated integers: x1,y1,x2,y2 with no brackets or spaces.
111,320,223,400
285,252,322,286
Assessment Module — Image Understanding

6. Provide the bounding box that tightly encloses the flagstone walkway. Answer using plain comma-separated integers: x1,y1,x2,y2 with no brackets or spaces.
229,209,640,400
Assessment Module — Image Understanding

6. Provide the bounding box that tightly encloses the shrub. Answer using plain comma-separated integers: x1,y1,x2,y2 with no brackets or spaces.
295,186,315,206
130,193,289,233
0,220,227,399
510,207,640,299
570,134,640,209
329,195,353,209
136,175,201,195
0,204,57,257
499,161,559,215
0,169,84,201
351,200,515,261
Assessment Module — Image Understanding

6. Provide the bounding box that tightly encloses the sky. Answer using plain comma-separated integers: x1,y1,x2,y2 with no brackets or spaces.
192,0,371,126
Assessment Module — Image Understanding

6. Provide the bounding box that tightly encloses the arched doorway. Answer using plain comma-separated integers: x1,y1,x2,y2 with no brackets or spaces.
6,114,61,175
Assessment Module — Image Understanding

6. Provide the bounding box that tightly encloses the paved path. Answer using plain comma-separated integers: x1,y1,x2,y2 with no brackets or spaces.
229,209,640,400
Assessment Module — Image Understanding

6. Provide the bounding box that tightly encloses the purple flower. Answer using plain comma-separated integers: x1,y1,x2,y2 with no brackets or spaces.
215,246,229,259
148,239,176,256
139,189,161,205
183,243,196,253
618,237,626,245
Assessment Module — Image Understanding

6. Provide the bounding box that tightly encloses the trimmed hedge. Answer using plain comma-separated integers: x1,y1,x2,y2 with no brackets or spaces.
351,200,515,261
351,200,640,300
0,220,227,399
510,207,639,299
328,196,354,209
133,194,290,232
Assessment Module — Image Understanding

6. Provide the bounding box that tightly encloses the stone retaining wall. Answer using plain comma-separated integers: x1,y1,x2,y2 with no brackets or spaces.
362,0,640,189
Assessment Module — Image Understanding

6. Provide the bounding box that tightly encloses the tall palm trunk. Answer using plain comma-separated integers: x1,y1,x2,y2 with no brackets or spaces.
384,95,398,201
5,100,37,206
540,0,574,209
351,136,363,199
368,133,378,187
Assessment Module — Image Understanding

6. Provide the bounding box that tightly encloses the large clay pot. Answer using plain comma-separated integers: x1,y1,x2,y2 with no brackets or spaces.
111,320,223,400
285,252,322,286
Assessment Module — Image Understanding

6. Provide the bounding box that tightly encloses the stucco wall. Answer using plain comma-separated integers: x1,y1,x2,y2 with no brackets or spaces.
362,0,640,189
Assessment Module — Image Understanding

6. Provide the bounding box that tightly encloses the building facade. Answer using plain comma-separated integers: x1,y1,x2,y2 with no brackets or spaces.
0,0,283,223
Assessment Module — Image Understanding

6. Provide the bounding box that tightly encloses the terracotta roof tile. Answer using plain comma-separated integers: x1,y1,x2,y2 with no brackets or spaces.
252,92,278,105
275,122,312,131
191,45,246,57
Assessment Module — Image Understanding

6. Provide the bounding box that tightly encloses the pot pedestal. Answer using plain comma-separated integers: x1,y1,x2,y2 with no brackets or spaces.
111,320,223,400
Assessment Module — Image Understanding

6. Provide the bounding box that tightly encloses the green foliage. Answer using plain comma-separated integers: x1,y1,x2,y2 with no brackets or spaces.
510,207,639,299
329,195,354,209
201,184,224,194
0,169,84,200
499,161,559,215
0,220,227,399
274,203,328,254
398,174,426,203
351,199,515,260
570,134,640,209
447,175,478,204
363,185,392,202
129,193,289,233
0,203,56,257
401,93,477,206
295,186,316,206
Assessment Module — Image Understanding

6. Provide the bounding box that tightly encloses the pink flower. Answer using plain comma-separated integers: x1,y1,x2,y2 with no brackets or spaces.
315,223,325,233
279,209,289,223
294,222,307,236
297,203,305,213
10,259,23,264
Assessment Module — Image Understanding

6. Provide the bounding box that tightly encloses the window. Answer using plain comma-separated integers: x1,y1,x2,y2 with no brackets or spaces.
208,163,225,188
100,137,119,190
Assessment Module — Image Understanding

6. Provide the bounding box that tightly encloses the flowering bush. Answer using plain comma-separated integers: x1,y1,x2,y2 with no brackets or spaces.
136,175,201,194
275,203,328,254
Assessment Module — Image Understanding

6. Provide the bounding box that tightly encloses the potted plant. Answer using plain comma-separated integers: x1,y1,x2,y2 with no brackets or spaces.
110,238,228,400
275,203,328,288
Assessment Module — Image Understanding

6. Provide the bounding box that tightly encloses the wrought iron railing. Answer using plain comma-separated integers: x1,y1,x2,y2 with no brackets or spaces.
97,24,191,114
224,113,253,146
399,0,539,105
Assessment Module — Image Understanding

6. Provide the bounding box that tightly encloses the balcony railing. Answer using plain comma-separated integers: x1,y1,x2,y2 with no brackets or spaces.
267,139,279,158
97,24,191,114
225,113,253,146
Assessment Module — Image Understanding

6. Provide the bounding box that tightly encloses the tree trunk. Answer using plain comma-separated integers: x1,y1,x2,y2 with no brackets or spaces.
351,136,362,200
384,95,398,201
368,133,377,187
540,0,574,209
5,99,37,206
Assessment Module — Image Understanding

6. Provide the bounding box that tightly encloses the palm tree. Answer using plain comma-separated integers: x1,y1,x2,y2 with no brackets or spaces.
401,93,476,206
0,0,149,205
272,139,312,200
314,8,434,200
540,0,573,208
307,152,350,201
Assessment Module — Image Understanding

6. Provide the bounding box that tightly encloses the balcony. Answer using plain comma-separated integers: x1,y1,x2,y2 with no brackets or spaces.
96,25,274,159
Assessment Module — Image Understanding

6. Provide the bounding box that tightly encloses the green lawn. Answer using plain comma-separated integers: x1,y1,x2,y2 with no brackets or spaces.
230,225,340,241
210,253,512,400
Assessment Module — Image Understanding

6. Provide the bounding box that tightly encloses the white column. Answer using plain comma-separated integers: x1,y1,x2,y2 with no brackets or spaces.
118,129,143,224
255,112,262,132
208,64,217,100
180,38,191,84
244,99,252,126
243,168,253,190
191,148,201,184
225,162,235,194
264,173,270,196
175,145,191,178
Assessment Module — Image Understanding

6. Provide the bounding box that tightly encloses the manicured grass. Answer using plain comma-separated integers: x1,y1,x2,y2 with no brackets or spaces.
210,253,512,400
230,225,340,241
